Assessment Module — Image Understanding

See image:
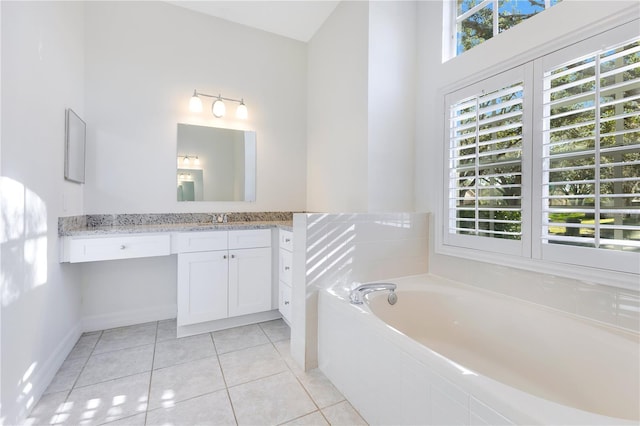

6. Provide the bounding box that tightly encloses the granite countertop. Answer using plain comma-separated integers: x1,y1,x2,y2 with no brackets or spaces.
60,221,293,237
58,213,295,237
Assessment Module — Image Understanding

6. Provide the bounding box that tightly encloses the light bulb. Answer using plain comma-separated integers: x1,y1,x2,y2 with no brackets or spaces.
189,91,202,113
194,156,200,166
236,101,248,119
212,98,226,118
183,156,190,166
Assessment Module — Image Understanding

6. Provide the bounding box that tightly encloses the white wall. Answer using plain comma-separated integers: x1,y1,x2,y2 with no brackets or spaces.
416,0,640,328
78,1,308,330
367,1,416,212
306,1,369,212
306,0,416,213
0,2,85,423
83,1,307,214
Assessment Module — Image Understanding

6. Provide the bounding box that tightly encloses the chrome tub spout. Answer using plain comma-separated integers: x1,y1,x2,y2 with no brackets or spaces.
350,282,398,305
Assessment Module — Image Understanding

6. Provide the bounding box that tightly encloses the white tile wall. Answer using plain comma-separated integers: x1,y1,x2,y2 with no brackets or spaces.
291,212,429,370
430,251,640,333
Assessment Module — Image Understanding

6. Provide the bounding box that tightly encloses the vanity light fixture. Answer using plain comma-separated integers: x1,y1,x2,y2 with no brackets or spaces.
189,89,248,119
180,155,201,167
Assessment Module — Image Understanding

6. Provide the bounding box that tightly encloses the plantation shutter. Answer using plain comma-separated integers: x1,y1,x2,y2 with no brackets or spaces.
448,79,525,247
541,37,640,253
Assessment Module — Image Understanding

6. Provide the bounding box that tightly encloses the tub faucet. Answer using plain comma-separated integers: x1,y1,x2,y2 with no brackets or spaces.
350,282,398,305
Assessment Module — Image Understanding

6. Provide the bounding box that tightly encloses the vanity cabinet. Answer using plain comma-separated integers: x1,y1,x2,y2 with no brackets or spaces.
278,229,293,324
64,234,171,263
176,229,272,327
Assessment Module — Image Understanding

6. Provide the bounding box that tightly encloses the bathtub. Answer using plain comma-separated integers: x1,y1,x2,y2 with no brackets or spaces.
318,274,639,425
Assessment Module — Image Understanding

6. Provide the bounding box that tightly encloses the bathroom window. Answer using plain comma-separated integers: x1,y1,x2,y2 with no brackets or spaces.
444,22,640,274
447,0,563,59
445,65,531,257
536,26,640,273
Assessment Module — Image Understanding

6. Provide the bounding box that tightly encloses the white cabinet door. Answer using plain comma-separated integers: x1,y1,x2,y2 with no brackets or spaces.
228,247,272,317
177,251,229,326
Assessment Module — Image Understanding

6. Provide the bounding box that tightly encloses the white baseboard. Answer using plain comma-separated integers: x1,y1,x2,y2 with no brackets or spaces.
82,304,177,332
24,322,81,422
177,310,281,338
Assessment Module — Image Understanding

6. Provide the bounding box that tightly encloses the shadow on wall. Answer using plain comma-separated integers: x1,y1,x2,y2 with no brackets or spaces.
1,177,49,421
305,212,428,294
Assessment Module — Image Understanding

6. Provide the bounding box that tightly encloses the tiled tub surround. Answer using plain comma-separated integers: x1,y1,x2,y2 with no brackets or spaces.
58,212,294,236
318,275,639,425
429,252,640,334
26,319,367,426
290,213,429,370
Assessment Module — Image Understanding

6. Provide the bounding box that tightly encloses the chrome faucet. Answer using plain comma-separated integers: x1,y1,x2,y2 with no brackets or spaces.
350,282,398,305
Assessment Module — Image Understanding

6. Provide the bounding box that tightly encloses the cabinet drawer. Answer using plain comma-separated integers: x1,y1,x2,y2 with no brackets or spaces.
228,229,271,249
279,281,292,323
69,234,170,263
279,229,293,251
279,248,292,285
175,231,228,253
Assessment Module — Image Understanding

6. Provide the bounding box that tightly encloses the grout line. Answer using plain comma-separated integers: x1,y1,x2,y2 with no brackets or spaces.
143,320,160,426
210,332,240,425
49,331,102,424
275,410,324,426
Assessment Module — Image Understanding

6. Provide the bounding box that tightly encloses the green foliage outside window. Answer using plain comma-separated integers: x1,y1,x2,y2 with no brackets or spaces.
456,0,562,56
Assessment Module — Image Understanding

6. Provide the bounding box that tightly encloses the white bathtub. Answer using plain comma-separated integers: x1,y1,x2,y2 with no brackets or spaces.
318,274,639,425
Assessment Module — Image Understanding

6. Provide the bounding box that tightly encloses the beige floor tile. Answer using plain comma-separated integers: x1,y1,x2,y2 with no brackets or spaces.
45,356,88,395
67,332,101,360
100,412,146,425
23,391,68,426
218,343,288,387
93,322,157,354
296,369,344,409
153,334,215,369
273,340,304,375
156,319,177,342
259,319,291,342
58,372,150,425
145,390,236,426
148,356,226,410
282,410,330,426
212,323,269,354
321,401,368,426
229,371,316,426
76,344,154,387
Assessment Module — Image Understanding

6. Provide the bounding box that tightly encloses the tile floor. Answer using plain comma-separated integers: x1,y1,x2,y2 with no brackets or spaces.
25,319,367,426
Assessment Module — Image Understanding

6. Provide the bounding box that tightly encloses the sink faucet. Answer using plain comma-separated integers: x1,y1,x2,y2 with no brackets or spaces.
350,282,398,305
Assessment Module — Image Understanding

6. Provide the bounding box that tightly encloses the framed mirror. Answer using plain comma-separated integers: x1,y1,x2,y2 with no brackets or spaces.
176,123,256,202
64,108,86,183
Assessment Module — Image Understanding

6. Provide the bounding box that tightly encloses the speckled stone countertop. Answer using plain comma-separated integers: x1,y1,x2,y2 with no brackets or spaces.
58,212,294,236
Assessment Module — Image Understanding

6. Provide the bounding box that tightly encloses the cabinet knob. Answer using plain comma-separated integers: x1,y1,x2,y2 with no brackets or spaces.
284,266,290,271
284,300,290,305
223,255,228,259
285,238,291,243
120,245,126,250
231,254,236,259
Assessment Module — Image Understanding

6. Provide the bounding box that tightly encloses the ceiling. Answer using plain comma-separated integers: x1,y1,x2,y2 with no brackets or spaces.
167,1,340,42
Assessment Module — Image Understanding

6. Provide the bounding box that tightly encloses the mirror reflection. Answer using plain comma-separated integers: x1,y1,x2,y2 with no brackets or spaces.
177,124,256,202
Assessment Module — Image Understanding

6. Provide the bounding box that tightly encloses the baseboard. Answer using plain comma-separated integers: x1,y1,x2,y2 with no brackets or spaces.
22,322,81,422
82,304,177,332
177,309,282,338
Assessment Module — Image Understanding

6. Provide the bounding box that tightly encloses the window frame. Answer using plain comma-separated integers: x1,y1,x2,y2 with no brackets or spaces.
443,64,533,258
446,0,561,60
531,21,640,275
439,19,640,289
